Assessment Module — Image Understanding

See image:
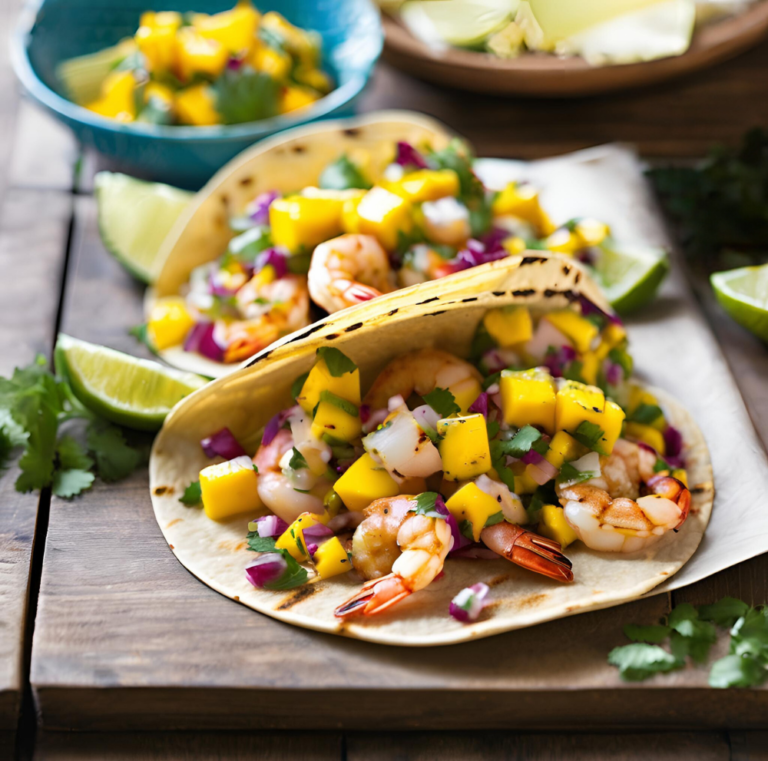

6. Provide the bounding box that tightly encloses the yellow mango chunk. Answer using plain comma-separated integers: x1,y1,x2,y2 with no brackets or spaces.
147,297,195,350
294,66,333,93
310,400,361,444
280,85,320,114
445,482,503,542
672,469,688,487
437,414,491,482
544,310,599,353
627,385,666,431
355,187,412,251
86,71,137,122
492,181,554,235
313,537,352,579
624,422,666,455
193,4,260,54
135,12,180,72
451,377,483,414
269,194,344,253
544,430,587,470
275,511,327,562
483,306,533,348
555,381,625,455
261,11,319,66
297,354,360,413
503,236,526,256
334,453,400,511
386,169,460,203
580,351,599,386
175,27,229,81
499,368,556,433
175,84,220,126
544,228,579,255
515,469,539,495
574,218,609,247
249,43,292,80
538,504,577,549
200,456,261,521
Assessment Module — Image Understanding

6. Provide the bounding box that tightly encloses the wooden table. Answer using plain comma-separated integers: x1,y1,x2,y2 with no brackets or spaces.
4,30,768,759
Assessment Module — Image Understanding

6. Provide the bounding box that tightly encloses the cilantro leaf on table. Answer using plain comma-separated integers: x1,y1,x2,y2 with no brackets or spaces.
52,468,95,498
179,480,202,507
423,387,460,418
709,654,767,688
319,154,371,191
316,347,357,377
698,597,751,628
0,427,12,472
57,435,94,471
86,422,141,482
623,624,671,644
213,67,279,125
608,643,681,682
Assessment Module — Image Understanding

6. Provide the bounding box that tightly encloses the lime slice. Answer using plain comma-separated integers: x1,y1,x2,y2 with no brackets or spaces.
400,0,518,48
711,265,768,342
55,334,206,431
95,172,193,284
588,240,670,315
57,38,138,105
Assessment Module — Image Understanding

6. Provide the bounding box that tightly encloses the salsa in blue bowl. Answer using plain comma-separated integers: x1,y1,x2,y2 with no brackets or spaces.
12,0,383,188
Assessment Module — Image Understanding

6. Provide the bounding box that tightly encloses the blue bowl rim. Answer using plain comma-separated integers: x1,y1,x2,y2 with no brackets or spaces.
10,0,383,143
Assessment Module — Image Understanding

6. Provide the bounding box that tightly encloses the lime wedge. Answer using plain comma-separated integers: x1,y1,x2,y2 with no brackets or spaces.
55,334,206,431
95,172,193,284
711,265,768,342
588,240,670,315
400,0,518,47
57,39,138,105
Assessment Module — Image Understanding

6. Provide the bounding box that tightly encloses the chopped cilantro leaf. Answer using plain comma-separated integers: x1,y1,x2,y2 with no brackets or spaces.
316,347,357,377
213,67,279,125
129,323,156,354
482,371,501,391
486,420,500,441
653,458,669,473
180,480,202,506
409,492,445,519
629,403,664,426
286,252,312,275
557,462,595,486
264,552,308,590
319,154,371,191
484,511,504,527
563,360,585,384
459,519,474,540
288,447,308,471
291,371,309,401
0,427,12,472
247,532,278,553
319,390,359,417
493,425,542,459
571,420,606,454
608,347,633,378
423,387,460,418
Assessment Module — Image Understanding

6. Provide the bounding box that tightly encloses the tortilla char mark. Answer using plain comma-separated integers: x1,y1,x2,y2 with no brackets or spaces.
276,585,317,610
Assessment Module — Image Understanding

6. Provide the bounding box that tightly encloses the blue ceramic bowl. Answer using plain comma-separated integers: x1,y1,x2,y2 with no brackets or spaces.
12,0,383,188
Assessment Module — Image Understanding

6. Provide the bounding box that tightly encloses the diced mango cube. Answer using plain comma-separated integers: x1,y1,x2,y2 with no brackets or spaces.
310,400,361,443
544,310,599,353
200,456,261,521
334,453,399,511
297,355,360,413
135,12,180,72
544,228,579,255
269,195,344,252
672,468,688,487
515,469,539,495
294,66,333,93
313,536,352,579
279,85,320,114
275,511,327,561
627,385,666,431
574,218,609,247
386,169,460,203
175,84,220,126
193,4,259,53
539,504,577,549
445,482,503,542
502,236,526,255
451,377,483,414
175,27,229,81
544,430,587,470
147,296,195,350
261,11,320,66
624,422,666,455
492,181,554,235
355,187,411,251
499,368,556,433
483,306,533,348
249,42,292,80
86,71,137,122
555,382,625,455
580,351,599,385
437,414,491,481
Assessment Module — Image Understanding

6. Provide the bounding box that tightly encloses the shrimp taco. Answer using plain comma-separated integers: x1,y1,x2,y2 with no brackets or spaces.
146,110,618,378
149,254,713,646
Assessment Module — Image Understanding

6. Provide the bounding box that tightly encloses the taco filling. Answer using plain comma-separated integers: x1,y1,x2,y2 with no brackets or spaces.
191,300,691,621
147,138,616,364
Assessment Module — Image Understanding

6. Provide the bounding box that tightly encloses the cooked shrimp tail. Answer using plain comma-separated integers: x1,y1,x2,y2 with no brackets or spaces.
334,574,412,618
481,522,574,583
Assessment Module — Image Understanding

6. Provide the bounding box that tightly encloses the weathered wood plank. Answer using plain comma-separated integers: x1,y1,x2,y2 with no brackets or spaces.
34,731,343,760
0,189,72,731
731,731,768,761
361,45,768,160
347,731,731,761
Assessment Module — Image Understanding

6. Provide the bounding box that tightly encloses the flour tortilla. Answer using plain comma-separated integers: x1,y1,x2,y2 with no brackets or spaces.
149,253,713,646
148,110,457,378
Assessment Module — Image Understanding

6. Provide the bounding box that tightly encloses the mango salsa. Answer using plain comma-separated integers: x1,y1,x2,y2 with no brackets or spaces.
313,537,352,579
354,187,412,251
275,511,327,562
499,368,556,433
334,453,399,511
437,414,491,481
483,306,533,348
269,195,344,253
297,355,361,413
544,310,599,353
279,85,320,114
492,181,554,235
627,385,666,431
200,455,261,521
147,296,195,350
624,422,666,455
554,381,625,455
310,400,361,444
544,430,587,470
538,504,577,549
175,84,220,126
192,4,260,53
386,169,460,203
85,71,137,122
175,27,229,81
445,482,502,542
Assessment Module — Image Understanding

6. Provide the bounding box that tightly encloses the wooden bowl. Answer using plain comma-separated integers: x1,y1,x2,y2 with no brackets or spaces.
382,2,768,97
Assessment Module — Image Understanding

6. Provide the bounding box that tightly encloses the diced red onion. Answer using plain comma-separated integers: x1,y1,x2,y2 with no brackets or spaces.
637,441,658,456
544,345,578,378
450,545,499,560
247,190,280,226
208,271,239,298
449,582,490,622
468,392,488,418
413,403,441,432
226,56,244,71
579,295,623,326
666,455,685,470
455,240,508,271
201,427,247,460
184,322,224,361
482,349,508,373
245,553,288,589
255,514,288,538
255,247,288,279
528,458,558,486
605,361,624,386
306,543,318,558
303,522,334,538
479,227,509,253
262,409,292,446
577,248,597,266
359,404,371,424
434,497,472,553
395,141,428,168
664,426,683,458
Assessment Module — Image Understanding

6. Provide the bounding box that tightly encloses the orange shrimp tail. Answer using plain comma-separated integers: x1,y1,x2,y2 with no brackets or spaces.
647,474,691,529
334,574,411,618
344,283,382,304
480,522,574,583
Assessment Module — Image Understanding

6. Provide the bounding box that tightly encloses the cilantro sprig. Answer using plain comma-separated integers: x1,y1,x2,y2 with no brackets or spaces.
316,347,357,377
0,355,146,498
423,387,460,418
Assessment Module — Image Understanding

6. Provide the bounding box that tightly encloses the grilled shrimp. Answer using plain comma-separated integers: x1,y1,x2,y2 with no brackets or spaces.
364,348,483,411
308,234,396,314
336,496,453,617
